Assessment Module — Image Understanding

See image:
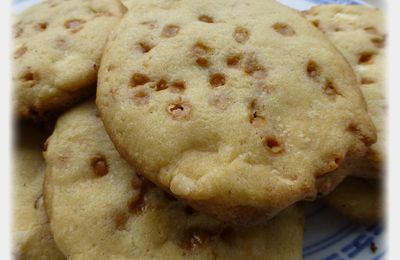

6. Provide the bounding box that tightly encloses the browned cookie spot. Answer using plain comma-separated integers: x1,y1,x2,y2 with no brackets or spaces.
133,91,150,105
91,155,109,177
361,77,375,85
249,99,260,111
249,99,267,127
128,190,145,215
244,57,267,79
114,211,130,231
161,24,180,37
193,42,212,56
167,102,192,120
306,60,321,80
334,155,342,165
324,79,341,97
198,15,214,23
138,42,154,53
272,22,295,36
131,73,151,87
263,136,284,154
358,52,375,64
226,54,241,67
364,26,379,35
311,20,320,28
347,122,372,145
233,27,250,43
250,112,267,127
34,22,48,32
170,81,186,93
155,79,168,91
209,73,226,87
371,37,386,48
21,71,40,87
14,46,28,59
196,57,209,68
64,19,85,33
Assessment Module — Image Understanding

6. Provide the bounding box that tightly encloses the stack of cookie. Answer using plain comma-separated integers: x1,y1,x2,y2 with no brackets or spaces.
12,0,385,259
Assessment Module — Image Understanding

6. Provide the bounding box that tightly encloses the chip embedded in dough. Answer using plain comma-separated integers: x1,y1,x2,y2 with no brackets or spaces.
324,177,383,226
44,101,305,260
97,0,376,223
13,123,65,259
12,0,126,120
305,5,386,178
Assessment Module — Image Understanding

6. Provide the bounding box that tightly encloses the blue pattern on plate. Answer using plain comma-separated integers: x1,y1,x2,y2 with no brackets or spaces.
303,201,385,260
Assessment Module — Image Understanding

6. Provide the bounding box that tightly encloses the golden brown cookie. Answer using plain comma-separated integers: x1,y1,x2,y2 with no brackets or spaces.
97,0,376,223
324,177,383,226
305,5,386,178
44,101,305,260
13,123,64,259
12,0,126,120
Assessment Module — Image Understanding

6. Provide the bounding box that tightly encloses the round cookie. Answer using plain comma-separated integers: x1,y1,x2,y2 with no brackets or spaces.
13,123,64,259
97,0,376,223
324,177,383,226
44,101,305,260
12,0,126,120
305,5,386,178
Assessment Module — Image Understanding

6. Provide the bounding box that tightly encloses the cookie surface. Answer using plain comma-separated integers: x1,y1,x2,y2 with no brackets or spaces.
324,177,383,226
97,0,376,223
44,101,304,260
305,5,386,178
13,123,65,259
12,0,126,119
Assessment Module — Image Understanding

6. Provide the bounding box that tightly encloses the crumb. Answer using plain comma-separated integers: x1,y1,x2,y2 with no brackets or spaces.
370,242,378,253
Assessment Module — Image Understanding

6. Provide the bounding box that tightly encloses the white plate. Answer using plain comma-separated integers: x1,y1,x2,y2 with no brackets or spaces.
12,0,385,259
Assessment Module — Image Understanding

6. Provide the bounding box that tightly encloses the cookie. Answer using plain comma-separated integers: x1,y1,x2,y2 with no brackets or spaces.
324,177,383,226
12,0,126,120
44,101,305,260
305,5,386,178
96,0,377,223
13,123,64,259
